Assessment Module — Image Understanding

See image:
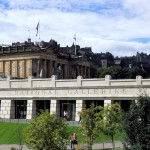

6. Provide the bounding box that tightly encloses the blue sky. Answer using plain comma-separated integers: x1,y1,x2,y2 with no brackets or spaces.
0,0,150,56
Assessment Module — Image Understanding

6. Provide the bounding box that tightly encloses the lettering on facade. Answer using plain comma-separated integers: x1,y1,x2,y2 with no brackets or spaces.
11,87,150,98
138,88,147,94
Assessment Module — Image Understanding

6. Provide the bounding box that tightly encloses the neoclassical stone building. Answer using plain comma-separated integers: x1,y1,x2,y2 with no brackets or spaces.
0,39,91,79
0,74,148,121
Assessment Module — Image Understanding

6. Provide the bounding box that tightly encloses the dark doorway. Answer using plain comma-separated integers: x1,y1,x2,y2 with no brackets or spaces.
113,100,132,111
60,100,76,121
15,100,27,119
36,100,50,114
86,100,104,108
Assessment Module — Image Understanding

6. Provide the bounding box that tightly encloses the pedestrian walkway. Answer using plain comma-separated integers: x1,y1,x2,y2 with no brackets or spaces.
0,141,123,150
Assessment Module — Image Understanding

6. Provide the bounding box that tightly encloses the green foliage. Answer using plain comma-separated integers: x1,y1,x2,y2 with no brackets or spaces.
80,103,99,150
90,64,99,78
105,52,114,60
126,67,146,79
0,122,28,144
96,103,123,150
97,66,147,79
24,110,68,150
123,95,150,150
98,66,123,79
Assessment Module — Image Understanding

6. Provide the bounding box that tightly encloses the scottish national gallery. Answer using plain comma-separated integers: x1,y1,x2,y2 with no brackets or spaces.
0,74,148,121
0,39,149,121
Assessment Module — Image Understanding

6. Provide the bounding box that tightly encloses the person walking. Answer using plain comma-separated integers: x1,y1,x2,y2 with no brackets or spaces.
64,110,68,120
73,133,78,145
70,134,74,150
78,115,82,124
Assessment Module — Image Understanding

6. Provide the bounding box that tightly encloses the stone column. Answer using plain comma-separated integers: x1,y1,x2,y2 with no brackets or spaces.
26,100,36,119
84,66,86,78
43,60,47,78
0,100,15,119
104,100,112,107
88,67,90,78
49,60,53,77
64,64,68,79
76,65,79,76
54,61,57,75
23,59,26,78
46,60,50,78
75,100,85,121
37,59,40,77
58,64,62,79
61,64,65,79
81,66,83,78
50,100,60,117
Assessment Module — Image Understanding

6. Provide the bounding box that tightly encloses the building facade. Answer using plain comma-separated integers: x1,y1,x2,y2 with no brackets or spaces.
0,39,91,79
0,75,148,121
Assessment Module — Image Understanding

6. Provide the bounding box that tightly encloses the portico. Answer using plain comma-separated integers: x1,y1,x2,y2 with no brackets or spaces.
0,75,149,121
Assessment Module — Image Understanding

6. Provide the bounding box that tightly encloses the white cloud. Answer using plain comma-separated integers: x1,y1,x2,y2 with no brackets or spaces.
0,0,150,57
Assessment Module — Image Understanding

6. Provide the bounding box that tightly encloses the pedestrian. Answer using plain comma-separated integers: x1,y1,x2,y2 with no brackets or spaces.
78,115,82,124
70,134,74,150
73,133,78,145
64,110,68,120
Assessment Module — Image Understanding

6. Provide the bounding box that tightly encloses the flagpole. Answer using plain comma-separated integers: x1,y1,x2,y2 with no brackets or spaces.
75,40,76,56
74,34,76,55
28,29,30,39
39,20,40,47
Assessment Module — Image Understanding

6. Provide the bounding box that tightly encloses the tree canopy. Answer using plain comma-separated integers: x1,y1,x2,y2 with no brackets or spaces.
80,103,99,150
24,110,68,150
96,103,123,150
123,95,150,150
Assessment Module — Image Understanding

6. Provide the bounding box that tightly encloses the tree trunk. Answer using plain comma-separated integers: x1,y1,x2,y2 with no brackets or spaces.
88,135,92,150
111,135,114,150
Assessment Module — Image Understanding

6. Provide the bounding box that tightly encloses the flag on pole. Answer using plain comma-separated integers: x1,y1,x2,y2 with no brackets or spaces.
74,33,76,41
36,22,39,36
40,69,43,78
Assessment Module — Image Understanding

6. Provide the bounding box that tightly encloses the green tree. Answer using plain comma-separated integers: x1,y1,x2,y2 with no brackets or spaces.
24,110,68,150
96,103,123,150
127,66,146,79
80,104,99,150
90,64,98,78
105,52,114,60
98,66,123,79
123,95,150,150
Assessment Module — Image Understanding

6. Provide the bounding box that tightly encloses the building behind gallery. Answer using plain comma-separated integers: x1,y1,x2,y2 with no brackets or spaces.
0,38,91,80
0,38,92,121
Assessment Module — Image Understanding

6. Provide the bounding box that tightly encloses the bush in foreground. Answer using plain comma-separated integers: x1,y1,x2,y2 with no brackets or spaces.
123,95,150,150
24,110,68,150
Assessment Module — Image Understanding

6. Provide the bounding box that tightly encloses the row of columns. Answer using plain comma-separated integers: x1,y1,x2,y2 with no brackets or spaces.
37,59,68,79
37,59,90,79
0,59,90,79
0,59,29,78
76,65,90,78
0,100,112,121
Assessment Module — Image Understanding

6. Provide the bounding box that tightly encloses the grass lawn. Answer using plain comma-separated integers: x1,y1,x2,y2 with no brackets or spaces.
0,122,125,144
67,126,125,143
0,122,28,144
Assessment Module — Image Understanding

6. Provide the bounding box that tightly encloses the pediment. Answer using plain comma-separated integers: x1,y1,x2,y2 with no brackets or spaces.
77,55,91,62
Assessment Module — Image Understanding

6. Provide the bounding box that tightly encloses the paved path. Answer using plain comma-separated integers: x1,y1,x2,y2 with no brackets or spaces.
0,142,123,150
